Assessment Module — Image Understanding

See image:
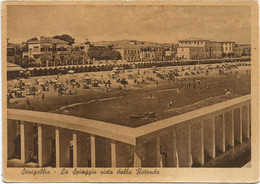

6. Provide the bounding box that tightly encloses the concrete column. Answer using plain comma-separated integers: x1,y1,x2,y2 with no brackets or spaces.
38,125,54,167
176,127,192,167
55,129,60,167
203,118,215,159
20,122,34,164
215,114,225,153
73,133,77,167
187,126,192,166
247,104,251,137
111,140,116,168
7,120,17,159
172,131,178,167
55,128,72,167
242,105,250,139
240,107,243,142
144,137,162,167
249,104,251,136
90,135,96,167
191,121,204,166
225,111,234,147
156,137,162,167
76,132,90,167
234,108,242,144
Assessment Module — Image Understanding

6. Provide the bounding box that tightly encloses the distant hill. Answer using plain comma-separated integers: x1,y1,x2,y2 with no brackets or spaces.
92,40,178,47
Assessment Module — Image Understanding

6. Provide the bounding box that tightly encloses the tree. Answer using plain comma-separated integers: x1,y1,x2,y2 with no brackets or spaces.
22,57,39,68
54,55,61,66
53,34,75,45
40,54,52,67
78,50,87,65
63,55,70,65
87,47,121,60
67,46,89,65
69,53,79,65
226,53,234,58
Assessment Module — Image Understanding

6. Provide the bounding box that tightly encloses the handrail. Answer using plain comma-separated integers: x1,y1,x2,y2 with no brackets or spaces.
7,109,136,145
7,94,250,146
134,94,251,137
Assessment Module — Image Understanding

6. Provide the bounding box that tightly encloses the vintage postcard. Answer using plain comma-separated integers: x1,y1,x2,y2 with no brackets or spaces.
2,1,259,183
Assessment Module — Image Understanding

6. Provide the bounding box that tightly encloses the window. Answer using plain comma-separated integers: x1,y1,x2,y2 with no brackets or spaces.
7,48,14,56
33,46,39,52
182,49,184,52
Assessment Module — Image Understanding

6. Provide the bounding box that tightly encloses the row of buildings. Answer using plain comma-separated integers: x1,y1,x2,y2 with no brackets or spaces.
176,39,251,60
7,37,251,66
115,39,251,62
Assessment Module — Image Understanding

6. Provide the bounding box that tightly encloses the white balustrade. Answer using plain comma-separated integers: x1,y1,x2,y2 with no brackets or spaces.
7,95,251,168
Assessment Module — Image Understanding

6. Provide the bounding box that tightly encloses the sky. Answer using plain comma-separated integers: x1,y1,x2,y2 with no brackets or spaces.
7,5,251,44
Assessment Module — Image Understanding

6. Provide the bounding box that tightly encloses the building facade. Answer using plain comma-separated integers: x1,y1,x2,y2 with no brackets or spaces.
177,39,247,59
210,42,223,58
177,39,211,59
23,36,71,59
163,44,178,59
114,46,141,62
234,43,251,57
177,47,208,60
7,44,23,65
140,47,156,61
154,47,164,61
221,41,235,54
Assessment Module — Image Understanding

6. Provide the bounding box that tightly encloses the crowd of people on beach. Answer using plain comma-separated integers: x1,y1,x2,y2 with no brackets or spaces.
7,62,250,112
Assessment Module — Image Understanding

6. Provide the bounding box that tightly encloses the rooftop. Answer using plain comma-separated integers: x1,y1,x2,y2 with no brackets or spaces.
179,38,210,42
27,36,69,45
7,62,25,72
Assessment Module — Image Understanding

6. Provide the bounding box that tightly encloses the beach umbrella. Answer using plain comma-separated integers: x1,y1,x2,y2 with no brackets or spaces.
68,70,74,74
83,76,91,80
38,82,45,86
11,88,20,92
13,79,19,83
51,79,58,83
25,82,32,86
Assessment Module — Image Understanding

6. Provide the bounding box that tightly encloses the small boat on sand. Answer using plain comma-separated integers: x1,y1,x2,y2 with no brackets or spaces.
130,112,155,119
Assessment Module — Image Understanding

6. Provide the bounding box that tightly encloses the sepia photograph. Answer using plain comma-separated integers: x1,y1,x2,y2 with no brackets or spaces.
2,1,259,182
